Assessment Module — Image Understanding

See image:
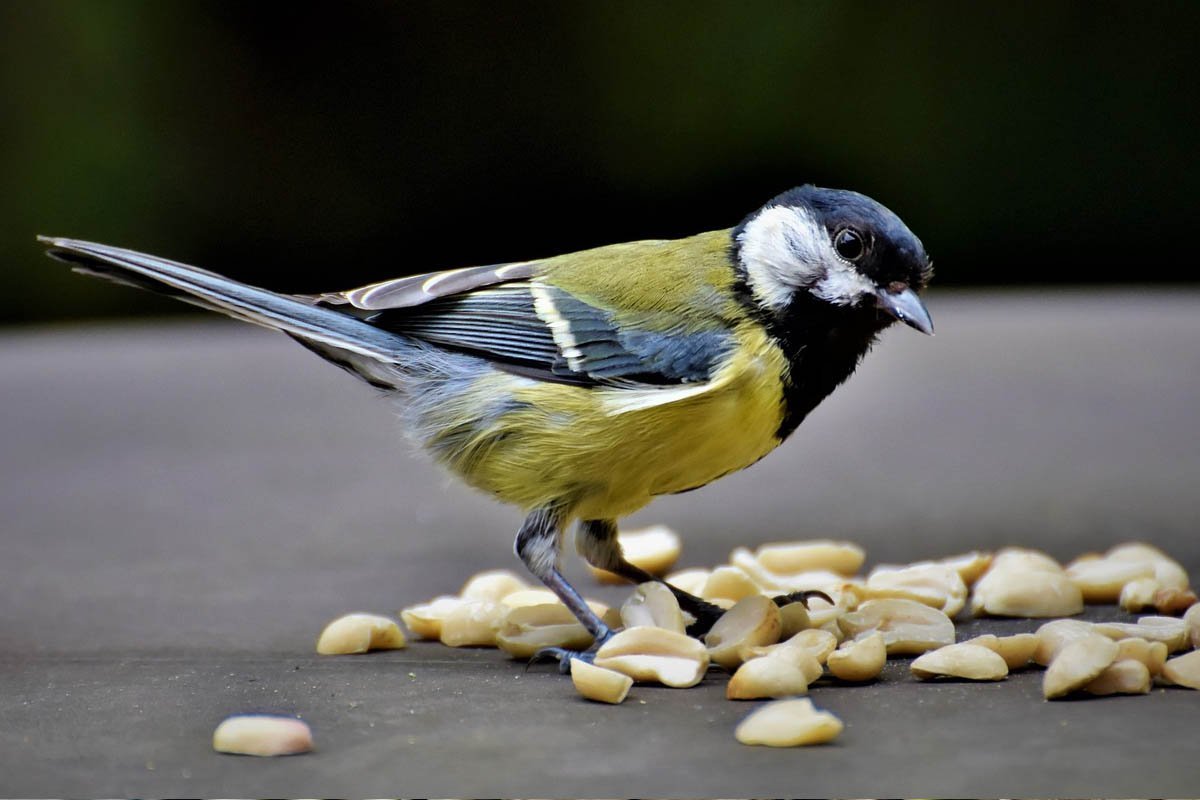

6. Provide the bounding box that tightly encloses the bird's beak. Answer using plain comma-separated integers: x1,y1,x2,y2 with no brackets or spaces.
875,284,934,335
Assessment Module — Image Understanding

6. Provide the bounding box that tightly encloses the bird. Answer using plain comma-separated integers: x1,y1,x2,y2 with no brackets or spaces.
41,184,933,669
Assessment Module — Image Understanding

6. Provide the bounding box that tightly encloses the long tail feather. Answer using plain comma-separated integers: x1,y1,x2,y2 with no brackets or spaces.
39,237,407,363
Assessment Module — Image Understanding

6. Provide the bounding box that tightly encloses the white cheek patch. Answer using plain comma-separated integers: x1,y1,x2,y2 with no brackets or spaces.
737,205,875,309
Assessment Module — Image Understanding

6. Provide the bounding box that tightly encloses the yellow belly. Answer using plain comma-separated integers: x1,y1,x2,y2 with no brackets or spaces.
438,322,789,521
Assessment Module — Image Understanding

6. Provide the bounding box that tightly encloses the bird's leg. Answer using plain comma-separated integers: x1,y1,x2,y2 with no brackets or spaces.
515,507,614,673
575,519,727,637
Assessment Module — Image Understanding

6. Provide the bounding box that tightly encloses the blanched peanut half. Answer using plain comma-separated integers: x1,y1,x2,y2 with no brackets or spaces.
439,599,507,647
867,563,968,617
316,613,407,655
1184,603,1200,649
838,598,955,655
587,525,682,583
705,595,782,670
500,588,565,608
1106,542,1190,590
663,568,710,596
727,653,812,699
1065,557,1154,603
459,569,529,602
740,632,828,683
495,604,595,658
1043,634,1119,699
826,632,886,682
1119,577,1161,613
754,540,865,576
1034,619,1098,666
571,660,633,704
728,548,845,596
1161,650,1200,690
970,566,1083,618
593,626,709,688
1153,587,1197,615
1093,616,1189,652
939,551,993,586
965,633,1038,670
1084,659,1151,695
621,582,686,634
778,602,811,639
911,643,1008,681
701,566,763,603
400,595,466,640
990,547,1065,574
1115,637,1168,676
212,715,313,757
734,698,843,747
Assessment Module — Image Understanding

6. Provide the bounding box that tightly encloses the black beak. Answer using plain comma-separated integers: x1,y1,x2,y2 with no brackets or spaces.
876,285,934,335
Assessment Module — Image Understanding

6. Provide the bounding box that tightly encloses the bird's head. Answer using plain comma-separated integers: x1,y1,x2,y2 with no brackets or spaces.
734,185,934,334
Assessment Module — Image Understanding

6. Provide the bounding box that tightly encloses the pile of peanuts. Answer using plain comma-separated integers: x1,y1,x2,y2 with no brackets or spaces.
217,531,1200,754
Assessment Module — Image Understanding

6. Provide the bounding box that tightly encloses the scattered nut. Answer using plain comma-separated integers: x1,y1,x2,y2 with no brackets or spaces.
755,540,865,576
911,643,1008,681
588,525,682,583
838,598,955,655
938,551,993,586
570,659,633,704
1184,603,1200,649
500,588,565,608
1093,616,1189,652
495,604,595,658
663,568,710,596
734,698,843,747
778,602,812,639
593,627,710,688
316,613,407,655
400,595,466,640
1034,619,1098,666
1161,650,1200,690
705,595,782,670
826,632,886,682
212,715,313,757
867,563,968,617
990,547,1065,574
621,581,686,633
965,633,1038,670
1083,659,1151,695
1043,635,1119,699
1066,556,1154,603
1107,542,1190,589
1119,577,1161,613
740,632,827,683
700,566,763,603
439,599,507,647
460,569,529,602
1114,637,1168,676
727,653,812,699
1153,587,1197,615
971,567,1083,618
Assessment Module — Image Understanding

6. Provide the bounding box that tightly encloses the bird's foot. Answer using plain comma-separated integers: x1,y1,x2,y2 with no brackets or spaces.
527,628,615,674
682,597,728,638
772,589,835,608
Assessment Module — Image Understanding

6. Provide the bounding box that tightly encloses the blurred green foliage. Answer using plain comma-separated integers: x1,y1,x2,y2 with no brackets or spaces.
3,1,1198,324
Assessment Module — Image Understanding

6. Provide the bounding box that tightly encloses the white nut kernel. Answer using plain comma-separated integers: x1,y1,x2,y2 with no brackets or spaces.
1034,619,1097,666
316,613,407,655
1083,659,1151,695
1161,650,1200,689
663,568,710,596
755,540,865,576
1107,542,1190,589
826,632,886,682
1184,603,1200,649
499,588,564,608
1065,557,1154,603
459,569,529,601
587,525,682,583
911,643,1008,681
570,659,633,704
700,566,763,603
400,595,466,640
939,551,993,586
867,563,968,617
1153,587,1197,615
971,564,1083,618
705,595,782,670
620,582,686,634
212,715,313,757
1092,616,1189,652
734,698,843,747
593,626,710,688
1119,577,1161,612
494,604,594,658
727,654,812,699
439,599,506,647
967,633,1038,670
838,598,955,655
1043,634,1119,699
1114,637,1168,676
777,602,812,639
990,547,1065,574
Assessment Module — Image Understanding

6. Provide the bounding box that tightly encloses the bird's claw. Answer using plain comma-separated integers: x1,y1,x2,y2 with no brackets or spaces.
526,628,615,674
772,589,835,608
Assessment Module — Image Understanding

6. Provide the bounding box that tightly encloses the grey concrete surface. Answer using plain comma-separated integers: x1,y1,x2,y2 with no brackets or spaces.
1,289,1198,796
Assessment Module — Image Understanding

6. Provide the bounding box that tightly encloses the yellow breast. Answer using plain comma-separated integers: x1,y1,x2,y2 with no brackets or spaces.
441,321,789,522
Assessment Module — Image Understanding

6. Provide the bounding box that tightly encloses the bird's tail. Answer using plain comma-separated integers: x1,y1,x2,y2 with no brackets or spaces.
39,237,408,365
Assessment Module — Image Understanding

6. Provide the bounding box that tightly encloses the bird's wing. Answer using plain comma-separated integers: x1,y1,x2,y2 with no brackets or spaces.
321,251,735,388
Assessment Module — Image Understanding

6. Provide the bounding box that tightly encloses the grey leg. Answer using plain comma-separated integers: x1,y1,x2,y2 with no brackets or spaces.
515,508,614,670
576,519,727,636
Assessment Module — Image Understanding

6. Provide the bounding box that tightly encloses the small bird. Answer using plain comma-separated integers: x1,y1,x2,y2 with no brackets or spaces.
41,184,932,668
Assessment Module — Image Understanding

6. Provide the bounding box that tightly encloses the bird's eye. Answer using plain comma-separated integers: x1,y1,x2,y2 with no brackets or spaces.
833,228,866,261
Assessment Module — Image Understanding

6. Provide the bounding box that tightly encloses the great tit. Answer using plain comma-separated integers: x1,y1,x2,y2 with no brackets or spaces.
41,184,933,667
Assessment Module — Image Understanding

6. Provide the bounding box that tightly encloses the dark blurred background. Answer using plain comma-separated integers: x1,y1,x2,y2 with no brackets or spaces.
3,1,1198,325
